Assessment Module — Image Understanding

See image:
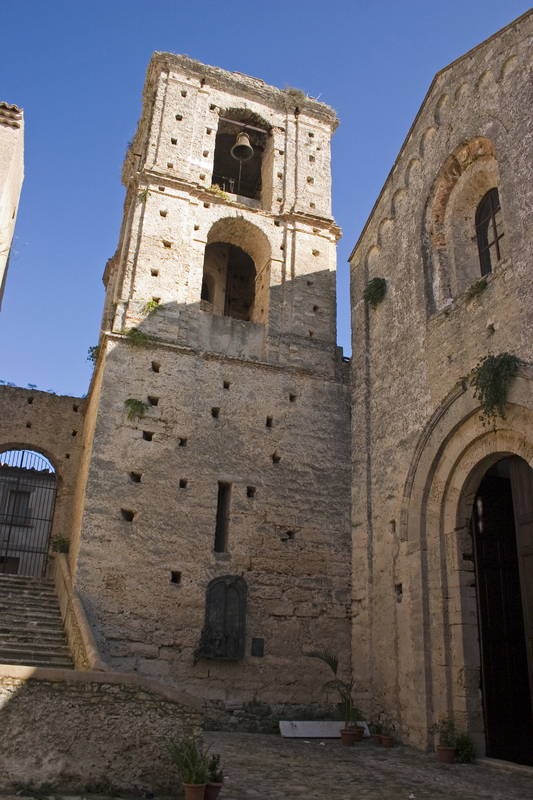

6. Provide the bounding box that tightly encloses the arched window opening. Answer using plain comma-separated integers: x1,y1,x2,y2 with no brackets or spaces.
194,575,247,662
476,188,505,276
0,449,57,577
201,242,256,321
212,112,269,201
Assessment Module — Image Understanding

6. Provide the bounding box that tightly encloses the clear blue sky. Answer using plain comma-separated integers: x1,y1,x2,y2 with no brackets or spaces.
1,1,531,397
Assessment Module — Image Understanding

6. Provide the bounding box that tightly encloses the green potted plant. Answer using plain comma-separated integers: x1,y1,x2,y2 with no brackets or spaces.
167,736,209,800
430,719,457,763
306,649,364,745
205,753,224,800
369,720,384,745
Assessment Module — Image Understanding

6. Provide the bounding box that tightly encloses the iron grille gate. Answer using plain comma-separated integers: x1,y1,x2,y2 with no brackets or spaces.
0,450,57,577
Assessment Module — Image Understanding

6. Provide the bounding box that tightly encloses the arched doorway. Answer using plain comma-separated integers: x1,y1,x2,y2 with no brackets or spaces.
470,456,533,764
0,449,57,577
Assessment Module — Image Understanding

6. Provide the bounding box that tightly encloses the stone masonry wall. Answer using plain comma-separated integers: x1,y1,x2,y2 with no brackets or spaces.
0,665,202,792
348,11,533,749
74,335,352,703
0,387,86,561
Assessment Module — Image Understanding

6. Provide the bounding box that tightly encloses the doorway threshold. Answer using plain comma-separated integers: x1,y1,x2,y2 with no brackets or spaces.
478,757,533,776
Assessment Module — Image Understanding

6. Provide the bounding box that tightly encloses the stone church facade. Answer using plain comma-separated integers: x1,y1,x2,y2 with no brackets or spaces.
2,9,533,767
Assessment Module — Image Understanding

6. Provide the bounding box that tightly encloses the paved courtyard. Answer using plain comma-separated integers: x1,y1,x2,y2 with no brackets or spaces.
203,732,532,800
2,732,531,800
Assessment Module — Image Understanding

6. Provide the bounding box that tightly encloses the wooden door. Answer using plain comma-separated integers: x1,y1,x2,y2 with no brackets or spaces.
471,459,533,765
509,456,533,717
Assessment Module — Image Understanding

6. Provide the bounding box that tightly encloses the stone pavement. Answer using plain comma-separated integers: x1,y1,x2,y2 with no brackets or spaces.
1,732,531,800
203,732,533,800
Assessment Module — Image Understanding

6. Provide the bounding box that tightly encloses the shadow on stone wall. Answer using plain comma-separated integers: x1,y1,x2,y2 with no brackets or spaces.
0,665,202,793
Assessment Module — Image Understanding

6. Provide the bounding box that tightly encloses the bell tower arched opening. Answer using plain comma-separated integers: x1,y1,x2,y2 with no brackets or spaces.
201,242,256,321
470,456,533,765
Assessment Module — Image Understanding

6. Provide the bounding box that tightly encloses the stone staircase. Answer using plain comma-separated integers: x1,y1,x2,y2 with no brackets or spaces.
0,574,73,668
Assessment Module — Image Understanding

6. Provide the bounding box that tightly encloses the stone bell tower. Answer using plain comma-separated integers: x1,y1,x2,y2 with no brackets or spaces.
70,53,352,708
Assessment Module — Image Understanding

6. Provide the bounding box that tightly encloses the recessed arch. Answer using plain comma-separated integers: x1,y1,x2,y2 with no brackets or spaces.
0,448,58,577
398,372,533,760
202,216,272,325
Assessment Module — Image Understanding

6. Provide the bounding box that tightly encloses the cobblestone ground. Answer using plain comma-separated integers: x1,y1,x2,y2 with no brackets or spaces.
2,732,531,800
204,732,533,800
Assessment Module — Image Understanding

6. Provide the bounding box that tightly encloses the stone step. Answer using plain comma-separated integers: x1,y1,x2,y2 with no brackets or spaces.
0,629,67,645
0,575,73,669
0,652,73,668
0,639,71,655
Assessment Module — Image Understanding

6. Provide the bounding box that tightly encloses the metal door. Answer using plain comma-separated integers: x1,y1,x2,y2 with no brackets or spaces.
0,450,57,577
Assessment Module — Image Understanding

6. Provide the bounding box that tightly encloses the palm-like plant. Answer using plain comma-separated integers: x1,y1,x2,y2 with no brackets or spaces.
306,649,357,730
166,736,209,785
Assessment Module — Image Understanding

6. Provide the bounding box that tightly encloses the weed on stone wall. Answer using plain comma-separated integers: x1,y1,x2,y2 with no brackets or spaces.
142,299,161,315
87,345,100,364
124,327,156,347
464,277,488,302
468,352,520,428
207,184,230,200
51,534,69,554
124,398,146,421
363,277,387,309
137,188,151,202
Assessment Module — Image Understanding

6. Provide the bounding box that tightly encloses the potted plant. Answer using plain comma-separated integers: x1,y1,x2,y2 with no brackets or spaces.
430,719,457,763
306,649,364,745
205,753,224,800
379,726,394,747
167,736,209,800
369,720,384,745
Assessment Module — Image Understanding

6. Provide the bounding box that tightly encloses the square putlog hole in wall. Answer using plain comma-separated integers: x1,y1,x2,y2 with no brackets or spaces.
247,486,256,498
211,407,220,419
266,416,273,428
178,438,187,447
151,269,159,277
121,509,135,522
170,571,182,585
179,479,187,489
251,638,265,657
147,396,159,407
272,453,281,464
142,431,153,441
223,381,230,390
151,362,161,373
129,472,142,483
289,394,297,403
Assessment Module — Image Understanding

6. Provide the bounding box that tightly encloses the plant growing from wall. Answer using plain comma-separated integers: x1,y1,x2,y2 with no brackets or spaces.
142,299,161,314
363,277,387,309
284,84,307,100
137,188,151,202
207,184,230,200
124,398,146,421
87,345,99,364
464,277,487,302
469,352,520,428
51,534,69,554
124,327,155,347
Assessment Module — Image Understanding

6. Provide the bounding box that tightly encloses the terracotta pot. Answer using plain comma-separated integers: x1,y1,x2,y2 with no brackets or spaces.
204,783,223,800
355,725,365,741
436,745,456,764
380,735,393,747
183,783,206,800
340,728,358,746
371,733,382,744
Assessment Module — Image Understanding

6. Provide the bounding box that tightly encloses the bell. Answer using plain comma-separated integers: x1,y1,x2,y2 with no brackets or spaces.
230,132,254,162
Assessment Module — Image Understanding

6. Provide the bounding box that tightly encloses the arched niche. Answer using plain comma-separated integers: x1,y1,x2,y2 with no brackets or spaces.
201,217,272,326
423,137,504,313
